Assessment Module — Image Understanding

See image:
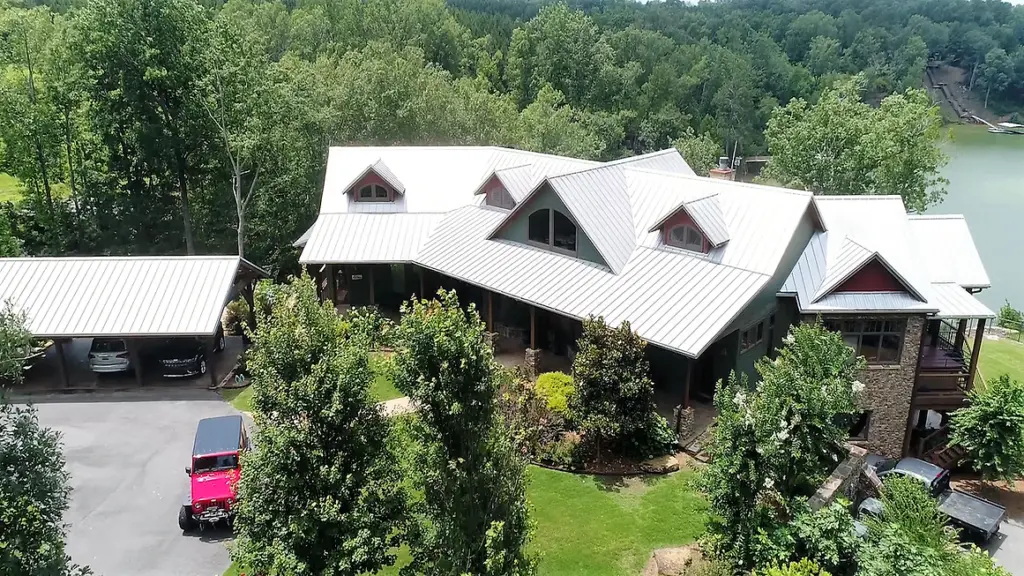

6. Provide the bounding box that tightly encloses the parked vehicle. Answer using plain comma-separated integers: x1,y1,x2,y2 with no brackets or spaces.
88,338,131,373
863,455,1006,542
179,415,247,531
156,329,225,378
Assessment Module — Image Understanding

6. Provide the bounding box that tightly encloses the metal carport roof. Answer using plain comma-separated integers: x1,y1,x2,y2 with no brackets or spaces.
0,256,266,338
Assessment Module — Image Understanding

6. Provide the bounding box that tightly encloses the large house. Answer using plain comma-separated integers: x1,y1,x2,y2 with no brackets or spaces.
296,146,993,459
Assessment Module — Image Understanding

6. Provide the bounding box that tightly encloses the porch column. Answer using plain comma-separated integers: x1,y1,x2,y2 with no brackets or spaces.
127,339,143,387
326,264,336,305
966,318,986,391
55,338,69,389
487,292,494,332
682,359,693,409
954,319,968,351
419,268,426,299
530,306,536,349
369,266,376,306
205,337,218,388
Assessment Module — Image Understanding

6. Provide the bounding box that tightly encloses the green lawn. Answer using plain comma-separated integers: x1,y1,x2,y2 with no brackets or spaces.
976,336,1024,385
0,172,21,203
228,466,705,576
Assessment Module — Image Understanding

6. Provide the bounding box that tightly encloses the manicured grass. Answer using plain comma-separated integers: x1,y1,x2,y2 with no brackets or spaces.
220,385,253,412
227,466,706,576
0,172,22,203
976,336,1024,385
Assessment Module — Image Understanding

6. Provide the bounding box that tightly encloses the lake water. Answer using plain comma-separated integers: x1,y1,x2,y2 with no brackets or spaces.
927,124,1024,312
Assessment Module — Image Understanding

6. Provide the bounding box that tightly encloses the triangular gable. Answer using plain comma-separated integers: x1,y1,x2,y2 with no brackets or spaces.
471,165,541,203
488,180,612,270
648,193,730,247
813,248,926,303
342,158,406,195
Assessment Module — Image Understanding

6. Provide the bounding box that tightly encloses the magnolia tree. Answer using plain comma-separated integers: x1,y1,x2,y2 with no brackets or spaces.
394,289,535,576
700,321,865,568
0,397,91,575
0,300,32,385
950,374,1024,482
231,275,406,575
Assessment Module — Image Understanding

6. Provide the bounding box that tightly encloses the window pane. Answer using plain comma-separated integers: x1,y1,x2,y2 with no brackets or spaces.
686,227,702,246
552,210,576,252
879,334,901,363
861,334,881,362
842,320,859,333
842,334,859,354
359,185,372,198
374,185,388,198
756,322,764,342
670,226,688,243
528,209,550,245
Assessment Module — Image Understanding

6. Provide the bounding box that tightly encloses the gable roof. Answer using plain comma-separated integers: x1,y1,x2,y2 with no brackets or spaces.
907,215,990,288
648,192,730,247
0,256,266,338
781,196,992,319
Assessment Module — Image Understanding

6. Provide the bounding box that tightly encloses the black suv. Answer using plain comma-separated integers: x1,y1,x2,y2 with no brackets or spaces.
156,329,225,378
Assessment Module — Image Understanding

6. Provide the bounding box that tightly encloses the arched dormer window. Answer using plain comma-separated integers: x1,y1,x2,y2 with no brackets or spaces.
667,224,704,252
528,208,577,255
357,183,391,202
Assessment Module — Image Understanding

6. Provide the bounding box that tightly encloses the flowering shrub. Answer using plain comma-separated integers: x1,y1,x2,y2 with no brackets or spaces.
699,321,865,569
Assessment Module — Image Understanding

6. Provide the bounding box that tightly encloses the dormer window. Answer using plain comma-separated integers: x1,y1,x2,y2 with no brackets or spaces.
668,224,704,252
528,208,577,255
486,186,515,209
357,183,391,202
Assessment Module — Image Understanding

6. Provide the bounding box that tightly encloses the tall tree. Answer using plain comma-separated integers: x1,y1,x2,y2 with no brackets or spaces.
231,275,406,575
763,76,948,213
0,300,31,384
394,290,535,576
0,395,91,576
70,0,213,254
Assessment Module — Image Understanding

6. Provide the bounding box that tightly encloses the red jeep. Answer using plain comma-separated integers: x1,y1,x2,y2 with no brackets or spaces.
178,414,247,531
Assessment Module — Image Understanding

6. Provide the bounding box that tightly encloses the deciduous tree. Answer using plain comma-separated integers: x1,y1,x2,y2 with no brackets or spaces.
763,76,948,213
674,127,720,176
950,373,1024,482
0,395,91,576
394,289,534,576
231,275,406,576
0,300,31,385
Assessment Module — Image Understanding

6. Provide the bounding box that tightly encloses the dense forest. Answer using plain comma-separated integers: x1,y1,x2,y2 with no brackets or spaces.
0,0,1021,273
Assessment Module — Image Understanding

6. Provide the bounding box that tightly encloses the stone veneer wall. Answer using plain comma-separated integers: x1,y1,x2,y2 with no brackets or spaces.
805,315,925,457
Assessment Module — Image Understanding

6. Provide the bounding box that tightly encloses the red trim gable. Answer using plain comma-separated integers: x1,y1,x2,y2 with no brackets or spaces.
661,210,709,253
348,171,395,201
834,259,909,292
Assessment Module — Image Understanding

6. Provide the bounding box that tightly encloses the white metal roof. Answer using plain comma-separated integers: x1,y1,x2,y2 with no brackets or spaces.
300,213,443,263
781,196,992,318
547,166,635,273
907,215,991,288
0,256,264,338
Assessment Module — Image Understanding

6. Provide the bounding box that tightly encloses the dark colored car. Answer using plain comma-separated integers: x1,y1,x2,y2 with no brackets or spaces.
864,455,1006,542
179,415,248,531
156,330,225,378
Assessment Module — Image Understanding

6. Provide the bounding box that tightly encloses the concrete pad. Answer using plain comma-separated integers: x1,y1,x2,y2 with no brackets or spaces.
32,389,241,576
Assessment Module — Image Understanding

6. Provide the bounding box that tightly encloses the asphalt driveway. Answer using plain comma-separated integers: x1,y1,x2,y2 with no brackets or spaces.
32,389,241,576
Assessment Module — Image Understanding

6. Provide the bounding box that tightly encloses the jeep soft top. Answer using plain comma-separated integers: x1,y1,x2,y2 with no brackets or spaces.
193,415,244,457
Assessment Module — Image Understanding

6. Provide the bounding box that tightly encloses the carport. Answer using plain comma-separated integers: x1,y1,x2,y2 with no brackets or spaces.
0,256,266,388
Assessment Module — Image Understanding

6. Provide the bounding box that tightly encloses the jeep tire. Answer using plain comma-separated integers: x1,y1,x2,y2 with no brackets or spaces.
178,506,196,532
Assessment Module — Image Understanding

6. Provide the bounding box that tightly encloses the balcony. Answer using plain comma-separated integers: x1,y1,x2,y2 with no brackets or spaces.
912,319,982,410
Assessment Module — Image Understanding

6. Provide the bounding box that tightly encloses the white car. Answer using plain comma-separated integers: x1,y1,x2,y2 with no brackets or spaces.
88,338,131,373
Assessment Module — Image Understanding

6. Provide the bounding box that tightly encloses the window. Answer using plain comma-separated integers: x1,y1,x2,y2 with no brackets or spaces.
667,224,704,252
741,320,765,353
356,184,391,202
486,186,515,209
847,411,872,440
527,208,578,255
528,209,550,244
823,319,905,364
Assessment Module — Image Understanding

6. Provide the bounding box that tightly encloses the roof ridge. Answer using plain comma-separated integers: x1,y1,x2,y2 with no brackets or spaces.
814,195,904,201
907,214,966,221
623,167,816,198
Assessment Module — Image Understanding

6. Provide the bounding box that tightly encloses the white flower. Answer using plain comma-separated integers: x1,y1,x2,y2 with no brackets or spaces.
783,334,795,345
791,413,802,425
779,419,787,430
764,477,775,489
733,391,747,407
776,429,790,441
852,380,865,394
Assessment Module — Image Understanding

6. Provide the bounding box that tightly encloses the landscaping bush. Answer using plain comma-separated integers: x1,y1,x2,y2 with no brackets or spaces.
950,373,1024,482
536,371,573,417
222,297,251,336
755,559,831,576
536,431,583,469
568,316,669,459
346,306,397,349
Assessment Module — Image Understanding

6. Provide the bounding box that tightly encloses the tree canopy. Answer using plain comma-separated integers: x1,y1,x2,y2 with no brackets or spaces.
2,0,1019,271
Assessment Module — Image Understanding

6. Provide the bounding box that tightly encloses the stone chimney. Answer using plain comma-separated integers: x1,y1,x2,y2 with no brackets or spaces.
709,156,735,181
